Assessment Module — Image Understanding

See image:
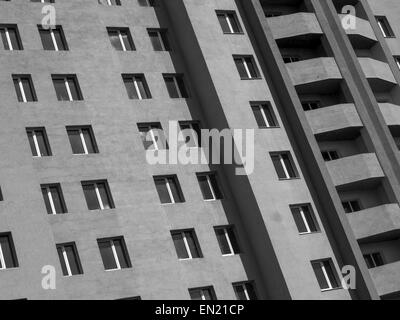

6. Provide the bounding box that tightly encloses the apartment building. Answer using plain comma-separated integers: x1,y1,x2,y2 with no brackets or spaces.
0,0,399,300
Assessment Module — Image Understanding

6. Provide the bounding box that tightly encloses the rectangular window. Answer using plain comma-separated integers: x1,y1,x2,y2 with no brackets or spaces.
214,226,240,256
97,237,131,271
82,180,114,211
290,204,319,234
189,286,216,300
233,55,260,79
311,259,340,291
163,74,189,98
302,101,321,111
38,25,68,51
52,75,83,101
138,0,156,6
13,75,37,102
270,152,299,180
197,172,223,201
233,282,257,300
0,25,22,50
122,74,151,100
376,16,395,38
0,187,3,201
137,123,168,150
148,28,170,51
0,233,18,270
154,175,185,204
342,200,362,213
321,150,339,162
251,102,278,128
107,27,135,51
67,126,98,155
41,184,67,214
26,128,51,157
363,252,384,269
171,229,202,260
216,11,242,34
56,243,83,276
179,121,201,148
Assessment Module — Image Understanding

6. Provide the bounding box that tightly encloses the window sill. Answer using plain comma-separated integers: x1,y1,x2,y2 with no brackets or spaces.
321,286,343,293
222,32,245,35
239,77,262,81
0,267,19,272
278,177,301,181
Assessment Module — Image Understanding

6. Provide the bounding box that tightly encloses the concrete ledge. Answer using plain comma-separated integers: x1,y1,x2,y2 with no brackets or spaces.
379,103,400,127
370,261,400,297
338,14,377,48
358,58,396,91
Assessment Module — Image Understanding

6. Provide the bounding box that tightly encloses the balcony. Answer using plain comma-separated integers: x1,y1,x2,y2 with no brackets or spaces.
370,261,400,297
358,58,397,92
306,103,363,139
347,204,400,242
379,103,400,127
286,57,343,93
338,14,377,49
326,153,384,188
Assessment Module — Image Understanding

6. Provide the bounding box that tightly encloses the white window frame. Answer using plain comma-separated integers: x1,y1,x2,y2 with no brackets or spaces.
87,182,110,210
59,245,73,276
44,186,59,215
30,129,45,157
105,239,123,271
295,206,314,235
277,154,292,179
238,57,256,79
49,28,59,51
315,261,337,292
219,227,236,256
73,128,91,155
177,231,195,260
220,12,237,34
161,177,178,204
203,174,218,201
57,77,76,101
17,77,28,103
377,18,392,38
253,104,275,128
2,27,14,51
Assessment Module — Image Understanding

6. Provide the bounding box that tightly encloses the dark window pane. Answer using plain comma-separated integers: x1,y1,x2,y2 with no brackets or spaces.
97,183,112,209
252,106,266,127
98,241,118,270
154,178,171,204
121,33,134,51
123,78,139,99
50,186,64,214
83,184,100,210
13,79,23,102
35,130,49,156
54,29,67,50
0,236,16,269
364,254,375,269
282,154,296,178
245,283,257,300
164,77,179,98
113,239,130,268
68,129,85,154
53,78,69,101
0,29,9,50
185,231,200,258
67,78,81,101
57,246,69,275
303,207,318,232
167,177,183,203
372,253,384,267
228,14,241,33
172,232,189,259
209,175,222,199
39,29,54,50
271,155,286,179
64,245,81,275
108,31,123,51
234,284,247,300
21,78,34,102
198,175,213,200
215,228,230,255
324,261,339,288
41,187,53,214
234,58,248,78
189,289,203,300
27,131,38,156
292,207,308,233
82,129,96,154
227,228,240,253
8,28,21,50
312,262,330,290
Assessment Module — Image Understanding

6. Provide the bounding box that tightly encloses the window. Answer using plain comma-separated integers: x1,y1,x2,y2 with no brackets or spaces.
363,252,384,269
189,287,216,300
171,229,202,260
233,282,257,300
148,29,170,51
31,0,55,3
321,150,339,162
26,128,51,157
67,126,98,155
154,175,185,204
138,0,156,6
0,25,22,50
41,184,67,215
395,56,400,70
122,74,151,100
0,233,18,270
216,11,242,34
342,200,361,213
283,56,300,63
163,74,189,98
137,123,168,150
97,237,131,271
82,180,114,211
270,152,299,180
197,172,223,201
52,75,83,101
0,187,3,201
179,121,201,148
214,226,240,256
38,26,68,51
251,102,278,128
233,55,260,79
100,0,121,5
107,27,135,51
311,259,341,291
13,75,37,102
290,204,319,234
376,16,395,38
302,101,321,111
56,243,83,276
265,12,282,17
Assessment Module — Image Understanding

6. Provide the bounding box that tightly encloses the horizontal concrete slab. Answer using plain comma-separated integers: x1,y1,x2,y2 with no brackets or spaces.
339,14,377,49
370,260,400,297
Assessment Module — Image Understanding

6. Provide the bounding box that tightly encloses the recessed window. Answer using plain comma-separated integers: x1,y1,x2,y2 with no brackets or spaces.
251,102,278,128
283,56,300,63
0,25,23,50
270,152,299,180
0,233,18,270
41,184,67,215
122,74,151,100
290,204,319,234
26,128,52,157
137,123,168,150
233,282,257,300
214,226,240,256
302,101,321,111
82,180,114,211
154,175,185,204
189,286,217,300
148,28,170,51
197,172,223,201
52,75,83,101
56,243,83,276
38,25,68,51
163,74,189,98
233,55,260,80
216,11,242,34
265,12,282,17
0,187,3,201
321,150,339,162
13,75,37,102
179,121,201,148
138,0,156,6
171,229,202,260
311,259,341,291
101,0,121,5
376,16,395,38
363,252,384,269
97,237,131,271
342,200,361,213
67,126,98,155
107,27,135,51
394,56,400,70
